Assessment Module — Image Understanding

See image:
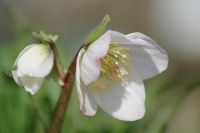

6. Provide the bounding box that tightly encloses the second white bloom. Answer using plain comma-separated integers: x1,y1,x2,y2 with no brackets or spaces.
76,30,168,121
12,44,54,95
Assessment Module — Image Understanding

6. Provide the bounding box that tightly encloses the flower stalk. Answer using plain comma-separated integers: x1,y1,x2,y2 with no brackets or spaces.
49,41,65,78
48,41,83,133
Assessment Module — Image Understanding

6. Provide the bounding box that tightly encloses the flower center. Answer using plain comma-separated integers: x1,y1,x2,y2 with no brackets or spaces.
89,44,131,89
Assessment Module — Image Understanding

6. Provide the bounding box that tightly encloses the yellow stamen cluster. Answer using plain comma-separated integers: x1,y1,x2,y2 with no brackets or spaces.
89,44,131,89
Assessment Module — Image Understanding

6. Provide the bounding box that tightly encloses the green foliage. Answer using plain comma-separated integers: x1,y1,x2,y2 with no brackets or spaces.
85,14,110,45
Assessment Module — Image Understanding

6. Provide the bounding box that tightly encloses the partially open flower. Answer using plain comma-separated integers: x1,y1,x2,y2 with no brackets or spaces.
76,30,168,121
12,44,54,95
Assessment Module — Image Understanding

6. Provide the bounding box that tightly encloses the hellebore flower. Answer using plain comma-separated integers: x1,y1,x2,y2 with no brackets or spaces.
12,44,54,95
76,30,168,121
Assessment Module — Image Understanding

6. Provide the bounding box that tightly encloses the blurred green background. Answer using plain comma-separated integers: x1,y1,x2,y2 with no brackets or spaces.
0,0,200,133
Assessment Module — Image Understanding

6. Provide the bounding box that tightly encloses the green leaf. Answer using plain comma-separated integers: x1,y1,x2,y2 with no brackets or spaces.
85,14,110,45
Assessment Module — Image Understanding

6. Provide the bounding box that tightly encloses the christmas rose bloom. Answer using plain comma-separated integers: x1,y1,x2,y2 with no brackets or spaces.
76,30,168,121
12,44,54,95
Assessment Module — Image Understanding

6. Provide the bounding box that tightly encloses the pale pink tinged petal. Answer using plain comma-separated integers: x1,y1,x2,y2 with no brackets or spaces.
80,52,101,85
126,32,167,57
91,67,145,121
126,33,168,79
110,30,168,80
87,30,111,58
76,49,97,116
110,30,134,44
81,31,111,85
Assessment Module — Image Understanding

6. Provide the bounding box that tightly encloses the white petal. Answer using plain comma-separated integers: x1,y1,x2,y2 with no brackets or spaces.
81,31,111,85
127,32,157,44
13,44,35,67
80,51,101,85
13,44,34,85
126,32,167,58
76,49,97,116
16,44,54,77
90,67,145,121
87,30,111,58
12,70,22,85
110,31,168,80
20,76,44,95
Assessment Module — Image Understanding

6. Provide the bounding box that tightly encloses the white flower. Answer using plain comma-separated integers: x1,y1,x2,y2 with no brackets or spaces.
76,30,168,121
12,44,54,95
